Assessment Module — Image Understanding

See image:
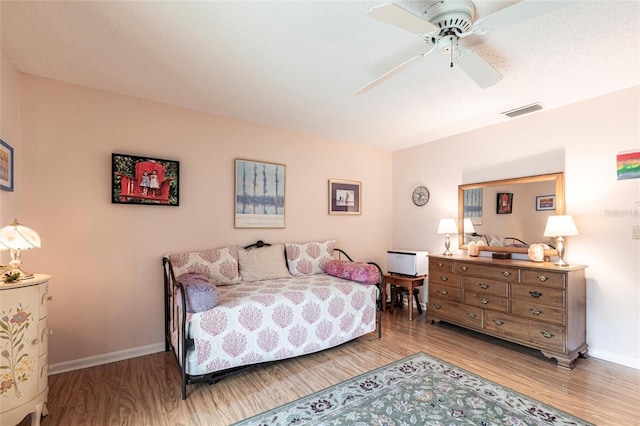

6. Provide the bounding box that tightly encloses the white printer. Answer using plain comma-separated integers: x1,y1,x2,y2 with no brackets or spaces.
386,250,428,276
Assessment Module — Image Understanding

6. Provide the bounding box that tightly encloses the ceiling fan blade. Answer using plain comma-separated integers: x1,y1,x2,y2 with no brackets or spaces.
477,0,578,33
366,3,438,35
456,49,502,89
356,52,429,95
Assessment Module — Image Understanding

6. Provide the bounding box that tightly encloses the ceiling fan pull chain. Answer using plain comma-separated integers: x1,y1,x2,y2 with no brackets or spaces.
450,37,454,68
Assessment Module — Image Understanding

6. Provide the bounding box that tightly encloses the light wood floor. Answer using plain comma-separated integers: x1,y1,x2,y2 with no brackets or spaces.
21,308,639,425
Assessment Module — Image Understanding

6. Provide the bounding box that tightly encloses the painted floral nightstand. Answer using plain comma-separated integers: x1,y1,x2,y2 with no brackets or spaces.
0,274,51,426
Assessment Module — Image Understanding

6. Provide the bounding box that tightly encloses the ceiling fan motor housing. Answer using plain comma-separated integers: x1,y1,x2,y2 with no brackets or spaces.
425,0,475,36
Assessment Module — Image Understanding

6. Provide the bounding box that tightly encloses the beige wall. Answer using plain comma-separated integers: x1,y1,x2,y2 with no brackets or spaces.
16,75,392,368
392,86,640,368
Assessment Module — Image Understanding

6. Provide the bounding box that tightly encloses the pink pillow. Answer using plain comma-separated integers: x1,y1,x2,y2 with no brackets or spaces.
325,260,380,285
168,246,242,285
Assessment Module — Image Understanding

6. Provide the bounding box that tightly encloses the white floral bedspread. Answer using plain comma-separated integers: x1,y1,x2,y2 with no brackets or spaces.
181,274,377,376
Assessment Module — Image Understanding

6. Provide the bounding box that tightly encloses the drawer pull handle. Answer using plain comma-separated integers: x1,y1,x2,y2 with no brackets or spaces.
537,275,548,282
479,283,489,290
540,331,555,339
480,298,489,304
467,313,476,318
433,304,442,309
501,271,511,277
31,338,40,345
529,308,542,316
437,262,443,268
493,320,504,326
439,289,448,295
529,291,543,298
439,276,449,282
461,266,468,272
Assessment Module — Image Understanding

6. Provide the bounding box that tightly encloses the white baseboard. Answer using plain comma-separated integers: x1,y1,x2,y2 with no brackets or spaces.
49,342,166,375
588,348,639,370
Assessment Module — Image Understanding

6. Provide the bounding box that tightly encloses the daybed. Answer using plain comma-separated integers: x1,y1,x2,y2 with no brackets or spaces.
162,240,382,399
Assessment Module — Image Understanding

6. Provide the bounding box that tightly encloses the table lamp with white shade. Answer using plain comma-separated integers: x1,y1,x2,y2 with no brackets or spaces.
437,218,458,256
543,215,578,267
0,219,41,279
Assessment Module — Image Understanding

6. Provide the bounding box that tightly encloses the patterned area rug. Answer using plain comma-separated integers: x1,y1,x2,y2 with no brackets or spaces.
232,352,592,426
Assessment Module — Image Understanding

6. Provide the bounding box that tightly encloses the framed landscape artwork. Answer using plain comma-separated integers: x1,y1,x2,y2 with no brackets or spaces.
0,139,14,192
235,159,285,228
112,153,180,206
329,179,361,215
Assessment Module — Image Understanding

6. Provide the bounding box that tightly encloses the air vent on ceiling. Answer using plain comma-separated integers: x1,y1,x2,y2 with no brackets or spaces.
501,103,543,118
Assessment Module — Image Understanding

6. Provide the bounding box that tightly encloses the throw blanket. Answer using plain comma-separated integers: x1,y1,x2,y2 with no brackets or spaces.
179,274,378,376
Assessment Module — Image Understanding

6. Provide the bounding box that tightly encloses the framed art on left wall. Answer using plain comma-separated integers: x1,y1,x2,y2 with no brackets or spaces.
0,139,14,192
112,153,179,206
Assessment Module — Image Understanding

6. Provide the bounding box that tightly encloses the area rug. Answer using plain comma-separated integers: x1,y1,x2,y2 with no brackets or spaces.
232,351,592,426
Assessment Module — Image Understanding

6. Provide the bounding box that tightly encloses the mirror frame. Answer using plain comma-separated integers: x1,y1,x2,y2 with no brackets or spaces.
458,172,564,255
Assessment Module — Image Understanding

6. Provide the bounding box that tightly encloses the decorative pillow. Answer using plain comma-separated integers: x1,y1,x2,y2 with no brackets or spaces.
484,234,507,247
285,240,336,276
238,243,291,282
176,273,219,313
168,246,242,285
325,260,380,285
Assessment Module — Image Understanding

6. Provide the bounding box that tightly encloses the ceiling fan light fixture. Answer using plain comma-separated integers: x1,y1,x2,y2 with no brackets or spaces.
501,103,543,118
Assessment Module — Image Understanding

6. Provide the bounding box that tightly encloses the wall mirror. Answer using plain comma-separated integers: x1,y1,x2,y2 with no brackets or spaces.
458,172,564,255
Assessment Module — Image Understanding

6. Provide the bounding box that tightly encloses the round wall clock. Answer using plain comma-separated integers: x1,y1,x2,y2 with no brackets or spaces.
412,186,430,206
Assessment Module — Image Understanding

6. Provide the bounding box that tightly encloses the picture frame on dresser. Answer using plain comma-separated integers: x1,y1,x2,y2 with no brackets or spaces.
0,139,14,192
329,179,361,215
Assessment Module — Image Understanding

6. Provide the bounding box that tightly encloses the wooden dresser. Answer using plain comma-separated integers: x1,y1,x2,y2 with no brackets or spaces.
427,255,587,369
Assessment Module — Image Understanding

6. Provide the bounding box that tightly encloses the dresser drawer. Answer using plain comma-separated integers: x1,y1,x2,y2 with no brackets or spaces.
429,270,461,288
484,311,565,352
430,299,483,329
511,285,565,308
511,300,565,326
521,270,565,289
454,262,518,282
430,258,453,272
464,291,508,312
462,276,508,297
430,283,461,301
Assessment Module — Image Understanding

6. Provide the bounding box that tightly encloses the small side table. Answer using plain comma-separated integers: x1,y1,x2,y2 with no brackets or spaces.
383,274,426,320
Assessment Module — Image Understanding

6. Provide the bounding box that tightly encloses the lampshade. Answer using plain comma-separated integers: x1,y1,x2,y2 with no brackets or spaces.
0,220,41,250
437,218,458,235
463,218,476,234
0,219,41,280
543,215,578,237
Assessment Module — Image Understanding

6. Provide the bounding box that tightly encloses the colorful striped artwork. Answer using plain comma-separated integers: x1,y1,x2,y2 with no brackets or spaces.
617,150,640,180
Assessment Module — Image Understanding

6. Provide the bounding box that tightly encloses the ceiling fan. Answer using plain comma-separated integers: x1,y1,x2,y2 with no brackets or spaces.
356,0,576,94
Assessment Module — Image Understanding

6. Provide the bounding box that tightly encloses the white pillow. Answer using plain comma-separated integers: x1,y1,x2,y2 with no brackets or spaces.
238,243,291,282
285,240,336,276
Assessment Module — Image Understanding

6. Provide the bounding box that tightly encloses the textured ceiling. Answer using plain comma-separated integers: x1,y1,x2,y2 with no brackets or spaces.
1,1,639,151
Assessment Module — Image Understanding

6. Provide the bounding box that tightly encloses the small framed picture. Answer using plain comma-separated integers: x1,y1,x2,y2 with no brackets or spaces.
0,139,14,192
329,179,361,215
496,192,513,214
112,153,179,206
536,195,556,211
